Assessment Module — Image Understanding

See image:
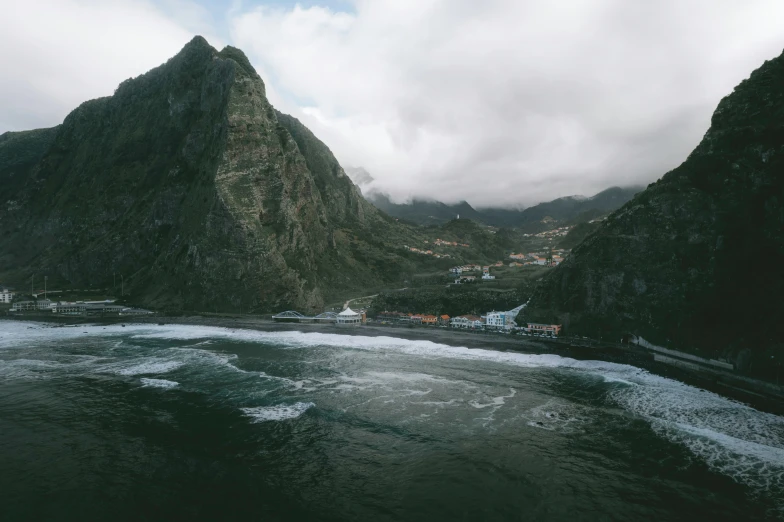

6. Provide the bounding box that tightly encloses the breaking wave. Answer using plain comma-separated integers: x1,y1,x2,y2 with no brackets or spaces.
140,378,179,389
241,402,315,422
2,320,783,507
116,360,184,376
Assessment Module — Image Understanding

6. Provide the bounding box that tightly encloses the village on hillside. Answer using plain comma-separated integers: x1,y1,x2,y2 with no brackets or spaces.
271,245,569,338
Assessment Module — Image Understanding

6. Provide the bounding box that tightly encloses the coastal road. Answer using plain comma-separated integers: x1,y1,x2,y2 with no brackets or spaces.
343,294,379,310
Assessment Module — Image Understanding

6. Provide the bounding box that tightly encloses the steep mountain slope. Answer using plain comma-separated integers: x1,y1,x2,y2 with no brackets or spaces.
0,127,59,200
526,49,784,368
0,37,422,312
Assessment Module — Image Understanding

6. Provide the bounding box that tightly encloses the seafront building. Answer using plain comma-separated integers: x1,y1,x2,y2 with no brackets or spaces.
10,299,152,316
450,315,483,329
10,301,38,312
484,303,527,331
0,287,14,303
336,307,362,325
525,323,562,336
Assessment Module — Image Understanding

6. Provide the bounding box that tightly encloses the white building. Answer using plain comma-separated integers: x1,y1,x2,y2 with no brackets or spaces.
0,287,14,303
482,273,495,280
485,311,509,329
450,315,482,329
36,299,54,310
336,307,362,325
13,299,54,312
10,301,36,312
52,302,87,314
485,302,528,331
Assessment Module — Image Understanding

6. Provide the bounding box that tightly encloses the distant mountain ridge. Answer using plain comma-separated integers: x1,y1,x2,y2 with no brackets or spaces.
351,180,642,229
363,192,484,225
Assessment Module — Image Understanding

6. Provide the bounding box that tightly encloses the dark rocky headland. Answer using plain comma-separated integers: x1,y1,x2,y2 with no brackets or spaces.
525,48,784,378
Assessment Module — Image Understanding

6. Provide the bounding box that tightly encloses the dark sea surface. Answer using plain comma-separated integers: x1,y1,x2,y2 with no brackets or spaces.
1,321,783,521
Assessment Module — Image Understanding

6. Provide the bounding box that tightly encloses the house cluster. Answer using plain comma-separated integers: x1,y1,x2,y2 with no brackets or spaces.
375,303,562,337
405,246,452,258
10,299,153,316
432,238,469,247
0,286,15,304
449,262,503,283
508,250,567,267
521,226,572,240
449,264,481,275
376,312,451,325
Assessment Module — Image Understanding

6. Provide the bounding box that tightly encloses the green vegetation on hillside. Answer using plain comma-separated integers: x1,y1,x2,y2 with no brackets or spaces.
0,37,430,314
369,264,547,317
557,222,601,250
525,48,784,378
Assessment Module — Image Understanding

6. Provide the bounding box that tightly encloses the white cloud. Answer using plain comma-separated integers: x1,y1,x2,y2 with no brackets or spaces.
0,0,222,132
2,1,783,208
230,0,784,206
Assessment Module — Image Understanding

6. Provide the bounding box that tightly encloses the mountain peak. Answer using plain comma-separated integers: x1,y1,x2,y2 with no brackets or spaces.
184,35,212,51
218,45,259,78
172,35,216,63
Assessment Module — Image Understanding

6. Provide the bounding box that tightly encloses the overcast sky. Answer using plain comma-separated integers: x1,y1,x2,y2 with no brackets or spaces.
1,1,783,207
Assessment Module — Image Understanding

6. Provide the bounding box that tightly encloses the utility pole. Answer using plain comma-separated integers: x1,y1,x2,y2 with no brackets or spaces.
44,276,47,299
31,274,34,297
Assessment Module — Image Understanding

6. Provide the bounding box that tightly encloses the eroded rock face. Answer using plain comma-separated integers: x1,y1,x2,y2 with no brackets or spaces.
526,49,784,361
0,37,415,312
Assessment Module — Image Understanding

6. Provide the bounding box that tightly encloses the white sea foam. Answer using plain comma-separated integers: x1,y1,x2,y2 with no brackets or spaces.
140,378,179,389
241,402,315,422
600,374,637,386
0,358,63,379
116,360,183,376
607,372,784,501
470,388,517,409
4,320,784,503
523,400,591,433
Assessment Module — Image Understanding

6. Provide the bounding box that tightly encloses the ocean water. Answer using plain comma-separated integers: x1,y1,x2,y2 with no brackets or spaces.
1,321,783,521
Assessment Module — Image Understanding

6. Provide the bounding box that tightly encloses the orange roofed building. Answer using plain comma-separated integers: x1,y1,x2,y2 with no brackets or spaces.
526,323,562,336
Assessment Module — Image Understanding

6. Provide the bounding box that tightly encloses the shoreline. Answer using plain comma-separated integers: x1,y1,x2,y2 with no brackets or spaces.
4,314,784,414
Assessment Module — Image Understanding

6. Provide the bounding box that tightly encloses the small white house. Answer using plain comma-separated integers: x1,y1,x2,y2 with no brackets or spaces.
0,287,14,303
482,273,495,280
337,307,362,325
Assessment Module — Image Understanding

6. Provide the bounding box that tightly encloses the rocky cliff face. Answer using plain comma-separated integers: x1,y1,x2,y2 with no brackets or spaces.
0,37,418,312
526,49,784,365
